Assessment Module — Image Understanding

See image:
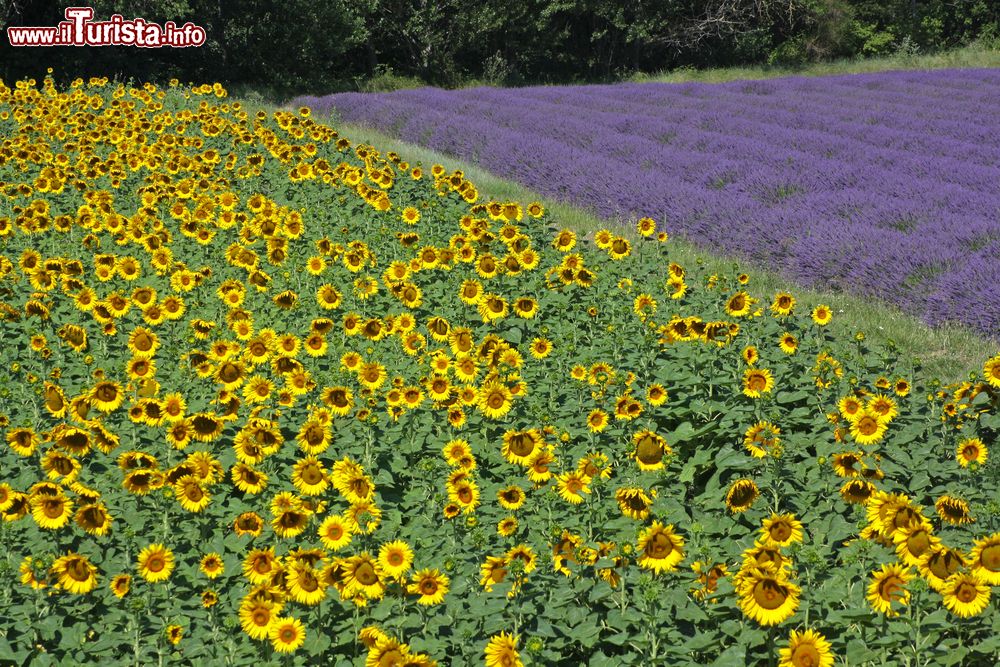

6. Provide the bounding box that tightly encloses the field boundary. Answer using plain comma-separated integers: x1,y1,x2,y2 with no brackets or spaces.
280,110,997,382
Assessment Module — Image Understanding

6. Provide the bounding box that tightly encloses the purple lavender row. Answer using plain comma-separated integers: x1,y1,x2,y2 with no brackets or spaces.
294,69,1000,338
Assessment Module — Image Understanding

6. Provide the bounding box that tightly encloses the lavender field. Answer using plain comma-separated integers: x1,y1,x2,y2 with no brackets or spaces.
297,70,1000,339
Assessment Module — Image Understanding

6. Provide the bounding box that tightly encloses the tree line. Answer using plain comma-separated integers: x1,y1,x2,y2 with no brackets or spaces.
1,0,998,97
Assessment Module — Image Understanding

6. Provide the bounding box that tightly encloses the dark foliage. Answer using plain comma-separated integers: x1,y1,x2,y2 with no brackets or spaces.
0,0,997,96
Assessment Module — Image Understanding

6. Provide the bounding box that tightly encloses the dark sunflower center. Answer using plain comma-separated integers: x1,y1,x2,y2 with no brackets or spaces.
300,465,323,485
300,572,319,592
752,580,788,610
956,582,977,603
646,533,673,559
906,531,931,556
791,644,820,667
980,544,1000,571
636,435,662,464
857,417,878,435
769,522,792,542
355,562,377,586
67,559,90,581
43,499,65,518
878,575,904,601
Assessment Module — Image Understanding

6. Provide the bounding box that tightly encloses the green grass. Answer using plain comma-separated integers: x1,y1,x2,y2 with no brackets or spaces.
309,121,997,383
631,41,1000,84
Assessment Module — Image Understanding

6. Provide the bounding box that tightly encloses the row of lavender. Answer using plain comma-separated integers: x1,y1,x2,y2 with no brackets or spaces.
295,70,1000,338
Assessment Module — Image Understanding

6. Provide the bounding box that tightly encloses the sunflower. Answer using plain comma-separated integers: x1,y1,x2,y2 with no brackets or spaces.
317,514,354,551
498,516,519,537
448,479,481,512
586,408,609,433
89,380,124,413
43,382,68,418
770,292,796,317
287,566,326,606
935,494,974,525
737,568,800,626
234,511,265,537
518,338,552,363
726,479,760,513
743,368,774,398
272,506,310,538
75,502,112,536
7,428,39,457
342,552,385,599
2,491,29,521
127,326,159,358
110,573,131,598
51,552,99,594
848,409,887,445
239,599,277,640
332,465,374,505
231,463,268,495
726,291,753,317
744,421,782,458
243,547,280,586
982,354,1000,387
968,533,1000,585
956,437,988,468
919,546,966,592
378,540,414,580
840,479,876,504
291,456,329,496
616,487,654,521
830,451,864,478
266,616,306,653
760,513,804,547
811,304,832,326
892,523,940,568
501,429,542,466
941,572,991,618
31,493,73,530
200,553,224,579
632,429,670,470
741,540,788,574
478,294,508,323
778,333,798,355
497,486,526,511
137,543,175,583
867,563,911,616
174,475,210,513
637,521,685,573
442,439,473,466
556,472,591,505
778,629,834,667
408,569,449,605
484,632,522,667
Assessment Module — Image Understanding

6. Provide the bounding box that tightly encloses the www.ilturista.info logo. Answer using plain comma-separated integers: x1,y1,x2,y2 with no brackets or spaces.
7,7,206,47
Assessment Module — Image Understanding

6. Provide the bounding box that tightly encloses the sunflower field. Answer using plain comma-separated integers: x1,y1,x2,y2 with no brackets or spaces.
0,75,999,667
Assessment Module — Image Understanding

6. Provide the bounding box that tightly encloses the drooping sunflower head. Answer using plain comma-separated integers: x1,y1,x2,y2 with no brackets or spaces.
726,479,760,513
